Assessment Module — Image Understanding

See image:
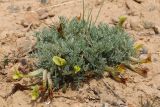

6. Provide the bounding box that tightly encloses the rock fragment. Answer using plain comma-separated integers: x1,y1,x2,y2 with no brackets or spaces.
130,20,143,31
133,0,144,4
36,9,55,20
39,13,49,20
20,20,30,28
111,17,119,25
153,26,160,34
24,12,40,26
16,36,36,56
143,21,154,29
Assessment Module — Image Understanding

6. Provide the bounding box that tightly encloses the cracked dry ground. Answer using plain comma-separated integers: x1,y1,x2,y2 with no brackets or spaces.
0,0,160,107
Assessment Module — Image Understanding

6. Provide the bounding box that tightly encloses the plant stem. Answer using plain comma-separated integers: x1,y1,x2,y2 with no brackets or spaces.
47,72,53,89
43,70,48,88
87,8,93,24
82,0,85,21
93,0,105,25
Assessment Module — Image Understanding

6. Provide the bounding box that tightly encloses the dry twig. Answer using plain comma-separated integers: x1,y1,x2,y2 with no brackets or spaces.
102,79,126,103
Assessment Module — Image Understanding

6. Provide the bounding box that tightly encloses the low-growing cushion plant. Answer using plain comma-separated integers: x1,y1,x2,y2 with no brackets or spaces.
10,2,151,100
10,15,151,101
34,16,136,84
20,15,149,99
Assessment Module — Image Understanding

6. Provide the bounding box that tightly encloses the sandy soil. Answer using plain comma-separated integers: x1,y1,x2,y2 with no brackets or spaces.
0,0,160,107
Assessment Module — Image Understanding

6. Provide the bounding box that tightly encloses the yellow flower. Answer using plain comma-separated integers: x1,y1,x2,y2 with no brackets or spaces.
74,65,81,73
118,16,127,27
12,69,24,80
52,56,66,66
117,64,126,74
31,85,39,100
134,44,143,51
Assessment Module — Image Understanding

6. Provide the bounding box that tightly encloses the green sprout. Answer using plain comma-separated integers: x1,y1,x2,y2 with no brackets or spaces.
2,55,10,68
12,69,24,80
31,85,40,100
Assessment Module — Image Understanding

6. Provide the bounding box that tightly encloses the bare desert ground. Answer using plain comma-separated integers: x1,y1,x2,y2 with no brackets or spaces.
0,0,160,107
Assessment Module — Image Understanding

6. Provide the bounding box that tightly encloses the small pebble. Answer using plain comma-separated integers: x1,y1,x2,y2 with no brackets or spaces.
153,25,160,34
39,13,49,20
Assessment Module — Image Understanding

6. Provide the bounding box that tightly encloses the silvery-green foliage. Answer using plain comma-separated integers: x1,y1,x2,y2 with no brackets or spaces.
33,17,136,88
